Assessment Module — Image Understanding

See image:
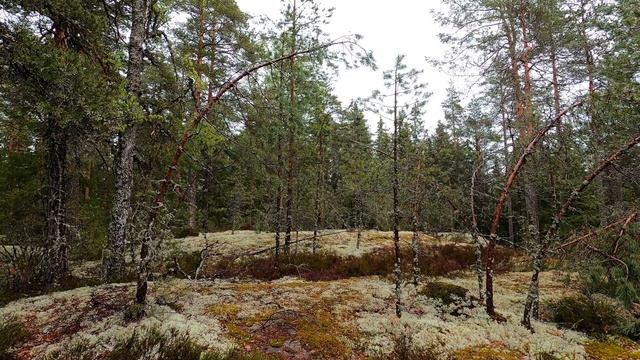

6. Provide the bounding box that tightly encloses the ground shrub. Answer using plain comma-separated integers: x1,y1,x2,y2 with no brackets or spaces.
44,326,275,360
451,345,522,360
172,227,199,239
0,316,30,359
163,250,203,279
584,264,640,308
370,330,439,360
418,281,470,305
616,318,640,341
203,244,518,282
123,303,146,323
545,294,628,335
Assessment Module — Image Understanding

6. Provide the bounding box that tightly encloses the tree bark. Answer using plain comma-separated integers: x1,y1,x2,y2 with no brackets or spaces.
103,0,147,281
46,116,69,280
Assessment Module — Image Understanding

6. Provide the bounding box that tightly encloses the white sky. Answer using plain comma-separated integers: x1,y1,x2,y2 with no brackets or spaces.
236,0,462,132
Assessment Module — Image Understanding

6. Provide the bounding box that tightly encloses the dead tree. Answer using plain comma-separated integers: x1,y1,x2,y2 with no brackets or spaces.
522,133,640,330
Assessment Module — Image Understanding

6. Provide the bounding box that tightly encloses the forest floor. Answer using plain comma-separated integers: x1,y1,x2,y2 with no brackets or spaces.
2,230,640,359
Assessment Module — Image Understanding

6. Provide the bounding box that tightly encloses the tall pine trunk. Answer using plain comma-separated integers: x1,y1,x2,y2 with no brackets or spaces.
103,0,147,281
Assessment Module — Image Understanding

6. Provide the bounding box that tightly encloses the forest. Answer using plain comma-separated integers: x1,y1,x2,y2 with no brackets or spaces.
0,0,639,359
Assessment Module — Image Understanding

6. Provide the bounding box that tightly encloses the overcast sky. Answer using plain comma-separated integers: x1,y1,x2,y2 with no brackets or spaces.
236,0,460,132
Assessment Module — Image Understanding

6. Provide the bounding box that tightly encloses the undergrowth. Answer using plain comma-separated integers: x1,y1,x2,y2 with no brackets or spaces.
201,244,517,282
44,326,275,360
0,316,30,360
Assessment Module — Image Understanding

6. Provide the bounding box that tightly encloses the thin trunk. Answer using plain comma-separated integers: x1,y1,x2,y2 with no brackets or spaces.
356,195,363,250
501,106,515,246
284,0,297,258
187,172,198,232
471,151,484,301
411,212,420,287
104,0,146,281
275,134,283,262
45,23,71,281
392,64,402,318
520,0,541,246
313,120,325,254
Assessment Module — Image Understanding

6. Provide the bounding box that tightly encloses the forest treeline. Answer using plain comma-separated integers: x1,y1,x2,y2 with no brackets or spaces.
0,0,639,323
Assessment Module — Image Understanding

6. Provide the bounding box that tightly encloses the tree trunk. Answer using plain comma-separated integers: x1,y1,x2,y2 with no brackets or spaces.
284,0,298,258
392,65,402,318
411,213,420,287
103,0,147,281
187,170,198,232
46,116,69,280
274,134,283,263
501,108,515,246
471,152,484,300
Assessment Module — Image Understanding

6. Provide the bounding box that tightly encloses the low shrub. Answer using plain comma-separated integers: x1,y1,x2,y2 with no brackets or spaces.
44,326,274,360
616,318,640,341
418,282,470,305
584,265,640,308
545,294,628,334
202,244,518,282
123,303,146,323
109,327,202,360
369,330,439,360
0,316,30,359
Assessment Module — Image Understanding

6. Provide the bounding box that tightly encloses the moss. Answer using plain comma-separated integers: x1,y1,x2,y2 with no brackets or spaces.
208,303,242,319
585,338,640,359
295,309,354,359
226,323,250,342
268,338,284,348
245,308,277,326
451,345,523,360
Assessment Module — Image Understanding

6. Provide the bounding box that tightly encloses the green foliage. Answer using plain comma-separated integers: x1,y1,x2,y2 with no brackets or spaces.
545,294,628,335
418,282,470,305
0,316,30,359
